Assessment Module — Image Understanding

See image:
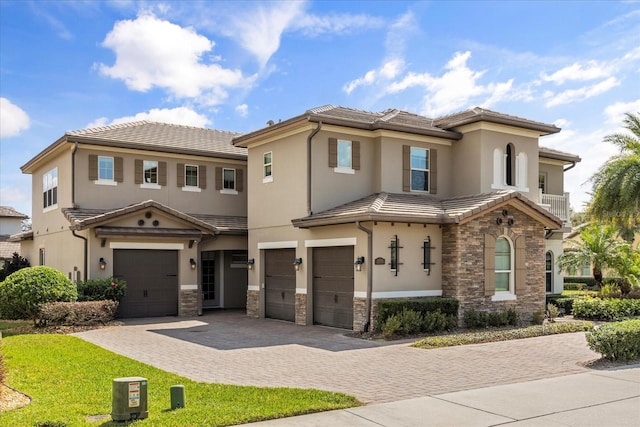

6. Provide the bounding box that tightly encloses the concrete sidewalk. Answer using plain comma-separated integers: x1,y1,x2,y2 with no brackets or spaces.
246,366,640,426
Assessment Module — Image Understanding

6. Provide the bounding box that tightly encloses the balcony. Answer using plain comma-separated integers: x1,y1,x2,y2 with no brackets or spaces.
540,191,571,229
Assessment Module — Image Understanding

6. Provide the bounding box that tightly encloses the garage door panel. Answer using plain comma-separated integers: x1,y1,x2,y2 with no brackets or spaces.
313,246,354,329
265,249,296,322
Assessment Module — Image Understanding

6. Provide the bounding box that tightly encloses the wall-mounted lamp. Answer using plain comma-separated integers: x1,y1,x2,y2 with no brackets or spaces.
189,258,197,270
99,257,107,270
354,256,365,271
247,258,255,270
293,257,303,271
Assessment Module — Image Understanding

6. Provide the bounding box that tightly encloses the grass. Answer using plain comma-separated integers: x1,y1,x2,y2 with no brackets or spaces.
0,320,30,337
1,334,359,426
411,321,594,349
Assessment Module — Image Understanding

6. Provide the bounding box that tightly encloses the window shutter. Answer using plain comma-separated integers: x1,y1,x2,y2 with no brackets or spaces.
484,234,496,296
429,149,437,194
88,154,98,180
135,159,143,184
158,161,167,186
199,165,207,189
352,141,360,170
328,138,338,168
515,235,526,295
177,163,185,187
215,167,222,190
114,157,123,182
237,168,244,192
402,145,411,192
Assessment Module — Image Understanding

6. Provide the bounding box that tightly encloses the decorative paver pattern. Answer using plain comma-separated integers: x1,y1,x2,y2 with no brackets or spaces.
74,311,599,404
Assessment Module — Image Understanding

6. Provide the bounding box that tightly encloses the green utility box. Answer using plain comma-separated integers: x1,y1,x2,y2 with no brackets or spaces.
170,384,185,409
111,377,149,421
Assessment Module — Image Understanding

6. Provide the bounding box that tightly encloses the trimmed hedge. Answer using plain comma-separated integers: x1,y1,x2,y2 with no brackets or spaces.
586,319,640,361
375,298,458,332
572,297,640,321
77,278,127,302
463,308,518,328
39,300,119,326
564,277,597,288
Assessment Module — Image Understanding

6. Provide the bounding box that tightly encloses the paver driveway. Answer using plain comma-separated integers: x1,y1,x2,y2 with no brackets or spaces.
74,310,600,404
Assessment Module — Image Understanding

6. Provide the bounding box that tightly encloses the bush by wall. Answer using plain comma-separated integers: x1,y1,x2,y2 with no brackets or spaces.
572,297,640,321
563,283,587,291
586,319,640,361
463,308,519,328
375,298,458,332
39,300,119,326
0,266,77,324
563,277,597,288
76,278,126,302
381,308,450,338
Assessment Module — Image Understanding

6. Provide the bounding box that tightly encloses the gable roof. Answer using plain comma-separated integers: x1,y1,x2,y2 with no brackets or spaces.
539,146,582,163
0,206,29,219
22,121,247,173
433,107,560,135
292,190,562,229
62,200,247,235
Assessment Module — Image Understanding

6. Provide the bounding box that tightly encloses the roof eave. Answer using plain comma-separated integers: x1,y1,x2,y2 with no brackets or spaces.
445,115,560,135
232,114,310,147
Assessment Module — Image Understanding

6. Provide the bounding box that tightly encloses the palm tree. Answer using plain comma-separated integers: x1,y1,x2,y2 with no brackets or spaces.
588,112,640,229
558,223,624,287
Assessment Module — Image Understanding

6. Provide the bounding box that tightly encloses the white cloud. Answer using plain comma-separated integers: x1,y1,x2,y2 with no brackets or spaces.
235,104,249,118
603,99,640,124
98,13,253,106
0,98,30,138
540,61,612,85
545,77,620,107
344,59,405,94
86,107,212,129
292,12,385,37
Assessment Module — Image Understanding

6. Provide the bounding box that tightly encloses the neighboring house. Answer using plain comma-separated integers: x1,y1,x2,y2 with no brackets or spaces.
0,206,29,268
233,106,580,330
11,122,248,317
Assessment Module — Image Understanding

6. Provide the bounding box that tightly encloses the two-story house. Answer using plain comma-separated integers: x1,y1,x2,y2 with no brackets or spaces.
1,206,29,267
12,121,249,317
233,106,580,330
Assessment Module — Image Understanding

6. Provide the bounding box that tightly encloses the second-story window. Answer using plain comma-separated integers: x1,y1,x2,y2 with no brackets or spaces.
144,160,158,184
263,152,273,183
329,138,360,173
98,156,114,181
135,159,166,188
223,168,236,190
410,147,430,192
338,140,352,168
185,165,198,187
42,167,58,209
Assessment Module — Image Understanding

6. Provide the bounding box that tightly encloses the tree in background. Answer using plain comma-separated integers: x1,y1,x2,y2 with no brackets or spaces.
588,112,640,232
0,252,30,281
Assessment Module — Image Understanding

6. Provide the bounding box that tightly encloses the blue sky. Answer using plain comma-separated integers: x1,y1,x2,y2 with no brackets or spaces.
1,0,639,219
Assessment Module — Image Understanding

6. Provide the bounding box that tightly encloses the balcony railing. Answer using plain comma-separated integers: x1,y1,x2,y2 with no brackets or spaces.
540,191,571,226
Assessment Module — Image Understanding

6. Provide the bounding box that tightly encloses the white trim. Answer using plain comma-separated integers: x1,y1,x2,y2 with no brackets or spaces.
220,189,238,195
140,183,161,190
110,242,184,250
181,284,197,291
491,292,517,302
94,179,118,186
305,237,357,247
295,288,307,295
262,176,273,183
43,204,58,213
354,290,443,299
182,186,201,193
248,285,260,291
491,183,529,192
333,167,355,175
258,240,298,249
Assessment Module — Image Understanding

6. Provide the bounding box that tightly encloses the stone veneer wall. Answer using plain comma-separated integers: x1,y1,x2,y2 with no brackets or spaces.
179,289,198,316
442,206,546,325
295,293,307,325
246,290,260,318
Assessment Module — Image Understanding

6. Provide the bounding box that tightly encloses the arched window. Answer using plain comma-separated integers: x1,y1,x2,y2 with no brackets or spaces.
505,143,515,186
495,236,513,292
545,251,553,293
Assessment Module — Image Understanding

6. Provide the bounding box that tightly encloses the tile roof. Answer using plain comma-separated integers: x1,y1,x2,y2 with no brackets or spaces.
0,206,29,219
433,107,560,134
292,190,562,229
7,230,33,242
0,240,20,259
539,146,582,163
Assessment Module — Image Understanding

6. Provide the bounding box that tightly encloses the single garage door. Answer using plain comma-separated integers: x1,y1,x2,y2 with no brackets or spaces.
114,249,178,318
313,246,354,329
264,248,296,322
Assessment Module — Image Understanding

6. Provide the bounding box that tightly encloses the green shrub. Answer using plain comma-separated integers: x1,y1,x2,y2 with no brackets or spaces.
375,298,458,332
422,310,449,332
563,282,587,291
39,300,119,326
572,297,640,321
382,314,402,338
532,310,545,325
0,266,77,324
586,319,640,361
0,252,30,281
563,277,598,288
599,283,622,299
546,303,559,322
463,308,518,328
76,277,127,302
398,309,423,335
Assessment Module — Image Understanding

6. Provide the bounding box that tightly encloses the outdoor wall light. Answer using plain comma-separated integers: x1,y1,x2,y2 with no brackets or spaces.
293,257,303,271
99,257,107,270
247,258,255,270
190,258,197,270
354,256,365,271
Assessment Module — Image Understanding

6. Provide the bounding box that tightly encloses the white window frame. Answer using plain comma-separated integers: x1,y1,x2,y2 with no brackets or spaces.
334,139,355,174
221,168,238,195
263,151,273,183
95,156,117,186
492,236,515,301
182,164,201,192
410,147,430,192
42,167,58,211
141,160,161,189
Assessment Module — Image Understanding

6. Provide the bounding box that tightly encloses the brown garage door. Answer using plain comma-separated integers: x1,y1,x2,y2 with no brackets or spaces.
313,246,354,329
264,248,296,322
114,249,178,318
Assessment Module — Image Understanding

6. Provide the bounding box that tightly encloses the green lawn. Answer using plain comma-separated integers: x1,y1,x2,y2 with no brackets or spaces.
1,334,359,426
0,320,31,337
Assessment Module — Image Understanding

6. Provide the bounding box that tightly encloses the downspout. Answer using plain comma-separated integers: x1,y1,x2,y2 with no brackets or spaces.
71,229,87,282
356,221,373,332
563,161,576,172
307,121,322,215
196,232,219,316
71,141,78,207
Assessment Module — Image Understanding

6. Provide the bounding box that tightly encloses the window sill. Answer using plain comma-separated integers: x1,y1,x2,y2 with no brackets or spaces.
263,176,273,184
220,189,238,195
491,292,517,302
140,183,161,190
333,167,355,175
182,186,201,193
43,204,58,213
94,180,117,186
491,183,529,192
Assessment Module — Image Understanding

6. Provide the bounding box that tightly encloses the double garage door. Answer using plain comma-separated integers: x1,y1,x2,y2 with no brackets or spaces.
264,246,354,329
114,249,178,318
